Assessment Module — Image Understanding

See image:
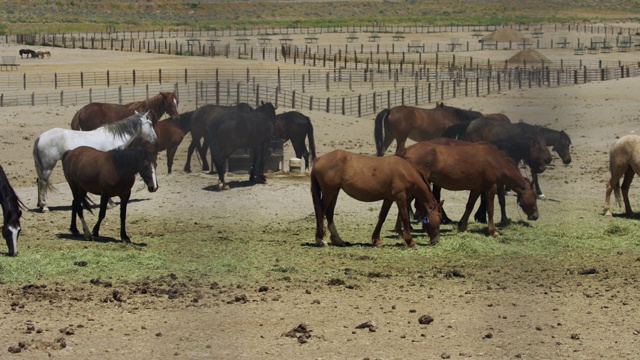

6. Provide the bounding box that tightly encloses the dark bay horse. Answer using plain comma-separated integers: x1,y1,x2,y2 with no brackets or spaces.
1,165,25,256
184,103,254,173
19,49,37,58
207,102,276,190
311,150,442,247
62,146,158,243
374,102,483,156
153,110,193,173
401,140,539,237
604,135,640,216
441,116,560,197
70,92,180,130
273,111,316,170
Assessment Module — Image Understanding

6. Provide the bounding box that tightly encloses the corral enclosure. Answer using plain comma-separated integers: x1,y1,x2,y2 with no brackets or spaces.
1,17,640,359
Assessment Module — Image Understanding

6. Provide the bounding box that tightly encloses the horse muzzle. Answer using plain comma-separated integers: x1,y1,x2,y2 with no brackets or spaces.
527,212,539,221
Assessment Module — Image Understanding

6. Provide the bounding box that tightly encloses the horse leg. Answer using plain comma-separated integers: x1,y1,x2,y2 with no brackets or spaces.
433,185,453,224
69,196,82,236
531,170,545,198
497,185,510,225
474,194,488,223
200,137,212,173
211,147,230,191
36,167,53,212
620,167,635,216
458,191,481,233
91,194,110,240
119,195,131,243
184,139,196,173
396,198,416,247
372,199,393,246
485,187,500,237
325,192,345,246
166,145,177,174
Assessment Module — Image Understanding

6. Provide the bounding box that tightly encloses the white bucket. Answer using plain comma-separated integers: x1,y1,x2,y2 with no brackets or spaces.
289,157,302,173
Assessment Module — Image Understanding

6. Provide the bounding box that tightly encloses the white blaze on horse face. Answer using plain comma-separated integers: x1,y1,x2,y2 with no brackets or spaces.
149,163,159,192
8,224,20,255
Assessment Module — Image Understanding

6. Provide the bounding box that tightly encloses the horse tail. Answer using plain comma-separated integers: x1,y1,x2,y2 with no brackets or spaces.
70,111,81,130
81,195,95,215
310,168,325,240
374,109,390,156
441,122,470,139
33,138,55,193
613,180,622,207
306,117,317,162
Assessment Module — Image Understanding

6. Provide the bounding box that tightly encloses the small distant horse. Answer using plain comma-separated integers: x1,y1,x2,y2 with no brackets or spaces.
33,111,157,212
70,92,179,130
311,150,442,247
1,165,25,256
401,140,539,237
207,102,276,190
374,102,483,156
37,50,51,58
184,103,254,173
19,49,37,58
62,146,158,243
153,110,193,173
604,135,640,216
442,116,559,197
273,111,316,170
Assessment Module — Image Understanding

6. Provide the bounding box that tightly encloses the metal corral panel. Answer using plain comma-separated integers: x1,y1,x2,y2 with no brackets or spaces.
227,138,283,174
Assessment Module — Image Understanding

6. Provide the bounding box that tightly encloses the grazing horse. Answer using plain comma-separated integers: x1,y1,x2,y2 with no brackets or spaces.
441,116,556,197
70,92,179,130
153,111,193,173
19,49,37,58
184,102,254,173
0,165,25,256
207,102,277,190
37,50,51,58
62,146,158,243
311,150,442,247
33,111,157,212
374,102,482,156
273,111,316,170
604,135,640,216
401,140,539,237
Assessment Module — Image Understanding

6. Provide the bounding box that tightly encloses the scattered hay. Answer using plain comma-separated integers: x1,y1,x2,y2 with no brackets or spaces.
507,49,551,64
483,28,524,42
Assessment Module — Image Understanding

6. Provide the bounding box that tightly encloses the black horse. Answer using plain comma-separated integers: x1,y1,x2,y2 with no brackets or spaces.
273,111,317,170
184,103,254,173
19,49,37,58
207,102,277,190
0,165,25,256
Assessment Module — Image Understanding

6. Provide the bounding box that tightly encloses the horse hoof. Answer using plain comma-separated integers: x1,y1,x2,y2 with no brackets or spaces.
316,239,328,247
405,240,417,248
39,206,49,213
538,194,546,200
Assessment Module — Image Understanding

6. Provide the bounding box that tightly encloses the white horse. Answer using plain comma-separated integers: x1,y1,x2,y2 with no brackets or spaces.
33,111,157,212
604,134,640,216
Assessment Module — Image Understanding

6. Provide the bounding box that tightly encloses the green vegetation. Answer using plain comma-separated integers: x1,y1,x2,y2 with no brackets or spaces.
1,0,640,33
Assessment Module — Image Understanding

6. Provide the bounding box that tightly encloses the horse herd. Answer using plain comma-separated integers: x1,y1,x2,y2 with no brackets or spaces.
19,49,51,59
1,93,640,256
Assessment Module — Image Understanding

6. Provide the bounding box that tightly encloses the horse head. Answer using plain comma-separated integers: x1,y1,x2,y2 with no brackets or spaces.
137,148,159,193
516,179,539,221
2,206,22,257
418,200,444,245
555,130,572,165
136,111,158,145
161,92,180,119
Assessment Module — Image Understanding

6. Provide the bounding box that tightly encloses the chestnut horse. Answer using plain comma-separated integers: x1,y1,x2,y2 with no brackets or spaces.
311,150,442,247
70,92,179,130
153,110,193,173
273,111,316,170
1,165,25,256
62,146,158,243
184,103,254,173
374,102,482,156
604,135,640,216
401,140,539,237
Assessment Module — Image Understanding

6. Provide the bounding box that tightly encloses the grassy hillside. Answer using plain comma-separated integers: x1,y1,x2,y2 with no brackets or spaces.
1,0,639,34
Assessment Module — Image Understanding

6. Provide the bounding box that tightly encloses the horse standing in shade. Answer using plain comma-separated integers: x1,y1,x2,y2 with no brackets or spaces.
207,102,277,190
311,150,442,247
604,135,640,216
401,140,539,237
33,111,157,212
184,103,254,173
70,92,179,130
374,102,482,156
273,111,316,170
62,146,158,243
0,165,25,256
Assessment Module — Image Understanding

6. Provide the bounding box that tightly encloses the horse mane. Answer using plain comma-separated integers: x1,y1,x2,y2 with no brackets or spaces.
0,166,26,211
439,103,482,122
111,148,147,170
102,113,143,138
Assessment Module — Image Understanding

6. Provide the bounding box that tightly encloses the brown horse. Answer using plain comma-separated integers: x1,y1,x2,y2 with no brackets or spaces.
184,103,254,173
62,146,158,243
604,135,640,216
153,110,193,173
273,111,316,170
1,165,26,256
401,140,538,237
374,102,482,156
70,92,180,130
311,150,442,247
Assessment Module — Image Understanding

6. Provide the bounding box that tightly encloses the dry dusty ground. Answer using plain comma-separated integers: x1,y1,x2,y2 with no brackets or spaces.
1,29,640,359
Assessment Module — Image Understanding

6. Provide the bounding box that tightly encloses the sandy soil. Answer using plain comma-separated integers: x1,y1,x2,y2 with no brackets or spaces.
1,29,640,359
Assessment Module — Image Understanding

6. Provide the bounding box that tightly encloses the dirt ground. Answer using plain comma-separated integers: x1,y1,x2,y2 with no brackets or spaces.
1,28,640,359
